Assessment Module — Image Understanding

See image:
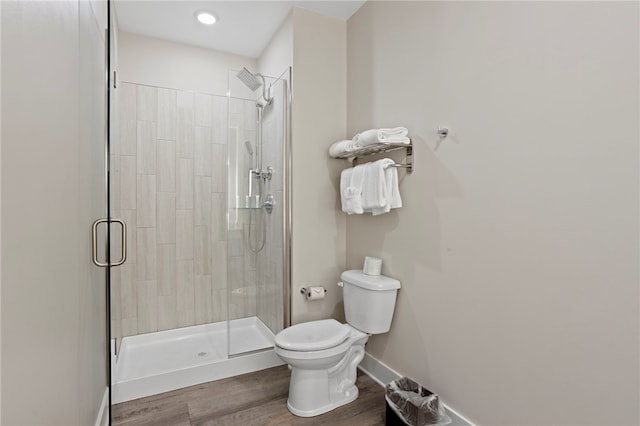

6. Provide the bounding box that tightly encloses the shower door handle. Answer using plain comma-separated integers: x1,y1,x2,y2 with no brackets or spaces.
92,218,127,267
92,219,108,267
111,219,127,266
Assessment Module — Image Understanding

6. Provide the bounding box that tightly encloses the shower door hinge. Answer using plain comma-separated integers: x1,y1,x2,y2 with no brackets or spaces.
113,71,117,88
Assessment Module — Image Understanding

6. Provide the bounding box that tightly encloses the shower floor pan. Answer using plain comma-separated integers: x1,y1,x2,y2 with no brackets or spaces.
112,317,284,403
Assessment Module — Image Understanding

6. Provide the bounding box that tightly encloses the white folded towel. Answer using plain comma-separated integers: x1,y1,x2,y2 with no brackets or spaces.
362,159,394,211
329,139,355,157
353,127,410,147
340,164,367,214
372,164,402,216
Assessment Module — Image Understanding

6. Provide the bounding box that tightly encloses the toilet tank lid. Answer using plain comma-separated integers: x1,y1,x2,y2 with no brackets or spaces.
341,270,401,291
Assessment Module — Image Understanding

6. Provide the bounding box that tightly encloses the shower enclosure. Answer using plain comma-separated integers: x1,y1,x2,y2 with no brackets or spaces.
109,67,291,403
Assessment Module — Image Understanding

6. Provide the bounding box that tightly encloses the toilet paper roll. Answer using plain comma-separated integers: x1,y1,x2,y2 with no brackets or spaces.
306,286,326,301
363,256,382,276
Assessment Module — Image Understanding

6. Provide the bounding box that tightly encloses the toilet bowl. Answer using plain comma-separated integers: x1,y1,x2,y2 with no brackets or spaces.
275,270,401,417
274,319,369,417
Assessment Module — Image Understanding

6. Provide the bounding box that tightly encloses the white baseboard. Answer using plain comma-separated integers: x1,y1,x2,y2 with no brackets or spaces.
95,387,109,426
358,352,402,387
358,352,475,426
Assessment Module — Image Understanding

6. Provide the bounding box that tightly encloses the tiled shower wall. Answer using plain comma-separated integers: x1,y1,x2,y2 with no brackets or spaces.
110,80,286,340
111,82,230,337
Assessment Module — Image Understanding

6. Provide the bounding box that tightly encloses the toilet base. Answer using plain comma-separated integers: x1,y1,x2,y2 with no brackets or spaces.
287,386,359,417
283,341,366,418
274,325,369,418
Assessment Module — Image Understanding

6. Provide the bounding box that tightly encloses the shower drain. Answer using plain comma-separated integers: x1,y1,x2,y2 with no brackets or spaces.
197,351,207,357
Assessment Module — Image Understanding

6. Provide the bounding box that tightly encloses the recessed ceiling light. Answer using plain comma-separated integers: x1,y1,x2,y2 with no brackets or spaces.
195,11,216,25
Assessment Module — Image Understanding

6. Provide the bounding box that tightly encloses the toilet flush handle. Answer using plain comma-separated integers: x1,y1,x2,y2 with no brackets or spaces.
337,281,344,288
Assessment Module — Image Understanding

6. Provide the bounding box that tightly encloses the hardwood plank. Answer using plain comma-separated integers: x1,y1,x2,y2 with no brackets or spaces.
112,391,190,426
198,395,293,426
112,382,190,421
187,365,291,423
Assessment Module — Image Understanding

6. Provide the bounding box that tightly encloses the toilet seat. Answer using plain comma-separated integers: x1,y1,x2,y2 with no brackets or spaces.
275,319,350,351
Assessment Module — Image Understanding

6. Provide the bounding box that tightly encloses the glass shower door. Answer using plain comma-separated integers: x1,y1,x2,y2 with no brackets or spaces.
227,68,290,356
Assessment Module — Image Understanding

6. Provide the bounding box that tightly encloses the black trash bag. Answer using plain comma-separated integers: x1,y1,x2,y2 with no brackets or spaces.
385,377,451,426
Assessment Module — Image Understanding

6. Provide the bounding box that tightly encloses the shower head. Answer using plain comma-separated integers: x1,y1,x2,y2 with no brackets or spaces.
236,67,263,92
244,140,254,156
236,67,273,106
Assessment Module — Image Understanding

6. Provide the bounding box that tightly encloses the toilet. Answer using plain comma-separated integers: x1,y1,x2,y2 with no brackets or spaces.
274,269,401,417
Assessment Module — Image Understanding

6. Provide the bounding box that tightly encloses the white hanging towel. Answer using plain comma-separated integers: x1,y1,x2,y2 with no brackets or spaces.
362,159,395,211
340,164,367,214
340,167,353,213
353,127,410,148
372,164,402,216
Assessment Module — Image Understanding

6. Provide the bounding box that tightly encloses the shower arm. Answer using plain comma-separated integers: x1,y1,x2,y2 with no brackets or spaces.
258,74,271,105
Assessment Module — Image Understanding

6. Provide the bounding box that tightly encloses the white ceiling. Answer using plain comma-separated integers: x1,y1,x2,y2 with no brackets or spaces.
114,1,366,58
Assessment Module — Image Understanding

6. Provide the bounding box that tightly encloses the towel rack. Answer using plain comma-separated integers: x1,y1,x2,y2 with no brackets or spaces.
332,140,413,172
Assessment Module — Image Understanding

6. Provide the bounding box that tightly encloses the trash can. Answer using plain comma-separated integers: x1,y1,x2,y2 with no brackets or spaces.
385,377,451,426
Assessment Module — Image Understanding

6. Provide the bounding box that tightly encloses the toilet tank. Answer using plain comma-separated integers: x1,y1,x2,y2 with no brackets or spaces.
341,270,401,334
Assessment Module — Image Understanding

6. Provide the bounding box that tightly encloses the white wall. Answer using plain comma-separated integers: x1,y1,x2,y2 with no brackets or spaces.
347,2,639,425
257,12,293,79
1,0,108,423
290,8,347,324
118,31,256,96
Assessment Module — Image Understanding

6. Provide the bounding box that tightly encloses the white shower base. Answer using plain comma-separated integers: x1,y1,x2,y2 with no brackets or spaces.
112,317,284,403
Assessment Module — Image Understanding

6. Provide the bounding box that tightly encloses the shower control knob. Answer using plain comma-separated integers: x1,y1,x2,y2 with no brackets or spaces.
261,166,274,181
263,194,275,214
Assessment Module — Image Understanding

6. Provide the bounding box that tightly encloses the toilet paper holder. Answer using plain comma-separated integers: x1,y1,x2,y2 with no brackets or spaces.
300,287,327,295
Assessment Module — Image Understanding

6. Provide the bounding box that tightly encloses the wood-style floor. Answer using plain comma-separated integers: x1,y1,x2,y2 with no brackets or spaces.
112,365,386,426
